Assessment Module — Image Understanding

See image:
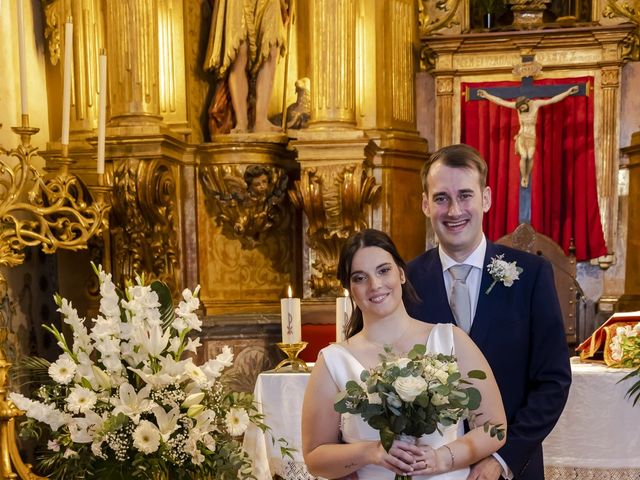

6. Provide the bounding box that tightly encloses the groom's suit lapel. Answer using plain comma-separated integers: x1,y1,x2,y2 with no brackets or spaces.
423,250,456,325
470,242,500,348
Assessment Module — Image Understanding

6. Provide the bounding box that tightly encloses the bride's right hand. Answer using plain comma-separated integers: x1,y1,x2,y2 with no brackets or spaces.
369,439,421,475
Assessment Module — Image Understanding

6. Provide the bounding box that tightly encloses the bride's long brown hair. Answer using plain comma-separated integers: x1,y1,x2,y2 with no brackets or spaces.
336,229,420,339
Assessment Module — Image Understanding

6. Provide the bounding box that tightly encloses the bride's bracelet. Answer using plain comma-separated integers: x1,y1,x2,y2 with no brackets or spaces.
440,444,455,470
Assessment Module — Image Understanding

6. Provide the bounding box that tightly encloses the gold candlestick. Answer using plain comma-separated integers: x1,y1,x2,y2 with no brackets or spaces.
275,342,310,372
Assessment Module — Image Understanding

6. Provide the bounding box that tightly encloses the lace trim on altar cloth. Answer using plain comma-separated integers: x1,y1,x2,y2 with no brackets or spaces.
545,466,640,480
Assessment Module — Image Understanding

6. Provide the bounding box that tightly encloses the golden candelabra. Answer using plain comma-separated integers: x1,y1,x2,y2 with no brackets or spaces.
275,342,310,372
0,115,109,273
0,328,47,480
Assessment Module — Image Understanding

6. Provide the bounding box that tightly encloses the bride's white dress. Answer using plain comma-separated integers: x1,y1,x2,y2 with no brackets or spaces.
320,323,469,480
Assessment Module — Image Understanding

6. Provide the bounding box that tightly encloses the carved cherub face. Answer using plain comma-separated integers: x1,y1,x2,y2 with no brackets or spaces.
249,174,269,198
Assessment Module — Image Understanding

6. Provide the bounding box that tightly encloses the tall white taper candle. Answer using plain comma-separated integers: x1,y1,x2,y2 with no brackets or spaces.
61,18,73,146
17,0,28,116
97,51,107,174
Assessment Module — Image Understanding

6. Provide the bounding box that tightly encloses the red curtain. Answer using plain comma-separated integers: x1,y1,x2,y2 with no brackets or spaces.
461,77,607,261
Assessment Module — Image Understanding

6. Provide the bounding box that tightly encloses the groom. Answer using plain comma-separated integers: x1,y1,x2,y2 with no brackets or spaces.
406,144,571,480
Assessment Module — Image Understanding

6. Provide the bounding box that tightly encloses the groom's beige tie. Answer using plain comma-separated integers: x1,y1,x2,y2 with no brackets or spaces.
449,264,473,334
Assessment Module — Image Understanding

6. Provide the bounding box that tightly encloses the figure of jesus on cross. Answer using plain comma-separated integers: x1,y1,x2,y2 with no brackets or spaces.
478,85,579,188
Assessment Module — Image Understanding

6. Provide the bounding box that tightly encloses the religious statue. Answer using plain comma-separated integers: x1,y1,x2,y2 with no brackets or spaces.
478,85,579,188
204,0,289,135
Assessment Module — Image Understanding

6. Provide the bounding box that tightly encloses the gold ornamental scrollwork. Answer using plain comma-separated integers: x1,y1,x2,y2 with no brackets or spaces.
199,164,290,249
111,158,180,292
604,0,640,60
43,4,62,66
0,124,109,269
418,0,462,36
289,164,381,297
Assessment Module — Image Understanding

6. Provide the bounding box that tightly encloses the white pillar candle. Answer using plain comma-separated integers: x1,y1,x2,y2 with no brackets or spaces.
280,285,301,344
335,289,353,342
17,0,28,116
97,51,107,174
61,18,73,146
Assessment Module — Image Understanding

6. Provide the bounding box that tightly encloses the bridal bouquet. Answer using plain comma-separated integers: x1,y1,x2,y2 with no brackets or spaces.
334,344,503,478
10,265,267,480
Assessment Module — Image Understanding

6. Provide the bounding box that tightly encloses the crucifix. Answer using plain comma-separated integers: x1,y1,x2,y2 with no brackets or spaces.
469,55,587,223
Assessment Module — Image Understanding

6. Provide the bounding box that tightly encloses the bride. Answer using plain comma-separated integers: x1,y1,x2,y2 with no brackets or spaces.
301,229,506,479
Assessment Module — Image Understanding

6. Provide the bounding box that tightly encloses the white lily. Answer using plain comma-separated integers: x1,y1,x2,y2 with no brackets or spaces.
111,383,155,424
152,405,180,441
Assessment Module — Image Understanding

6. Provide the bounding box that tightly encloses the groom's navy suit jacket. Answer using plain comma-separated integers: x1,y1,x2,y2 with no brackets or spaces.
406,241,571,480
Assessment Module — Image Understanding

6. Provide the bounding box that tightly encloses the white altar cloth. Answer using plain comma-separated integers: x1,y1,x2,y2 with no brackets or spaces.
543,361,640,479
243,369,313,480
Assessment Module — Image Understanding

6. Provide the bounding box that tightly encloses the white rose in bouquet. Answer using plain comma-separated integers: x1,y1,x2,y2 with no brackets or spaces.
392,375,428,402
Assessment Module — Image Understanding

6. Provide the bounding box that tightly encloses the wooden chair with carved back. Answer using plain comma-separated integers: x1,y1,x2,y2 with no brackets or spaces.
496,223,581,346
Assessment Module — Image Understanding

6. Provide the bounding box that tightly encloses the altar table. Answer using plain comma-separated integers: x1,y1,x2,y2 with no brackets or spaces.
244,362,640,480
243,368,313,480
542,361,640,480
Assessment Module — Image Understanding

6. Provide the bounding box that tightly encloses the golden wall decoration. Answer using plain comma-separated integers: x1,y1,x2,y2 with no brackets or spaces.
418,0,462,36
110,158,180,291
200,164,291,249
604,0,640,60
196,138,299,314
289,164,380,297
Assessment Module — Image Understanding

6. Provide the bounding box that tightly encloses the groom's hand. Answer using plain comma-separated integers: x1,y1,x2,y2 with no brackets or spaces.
467,456,503,480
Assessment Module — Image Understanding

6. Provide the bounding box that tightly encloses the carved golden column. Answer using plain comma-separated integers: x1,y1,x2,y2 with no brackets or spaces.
365,0,429,260
43,0,105,143
308,0,357,127
617,133,640,310
596,66,621,269
435,76,455,149
107,0,161,124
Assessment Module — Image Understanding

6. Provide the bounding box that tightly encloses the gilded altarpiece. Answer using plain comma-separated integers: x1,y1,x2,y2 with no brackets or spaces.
196,137,300,315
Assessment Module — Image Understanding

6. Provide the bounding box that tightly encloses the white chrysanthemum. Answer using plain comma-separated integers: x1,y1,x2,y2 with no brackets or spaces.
225,407,250,436
66,386,97,414
49,356,77,384
132,420,161,454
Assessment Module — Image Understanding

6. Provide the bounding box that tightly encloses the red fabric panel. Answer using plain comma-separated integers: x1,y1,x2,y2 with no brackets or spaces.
300,323,335,362
461,77,607,261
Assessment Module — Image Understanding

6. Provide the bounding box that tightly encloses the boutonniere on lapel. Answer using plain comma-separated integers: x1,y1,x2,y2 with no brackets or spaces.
485,254,523,294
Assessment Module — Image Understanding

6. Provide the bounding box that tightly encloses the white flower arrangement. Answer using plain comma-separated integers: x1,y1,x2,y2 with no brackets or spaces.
10,265,275,480
485,254,523,294
609,323,640,367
